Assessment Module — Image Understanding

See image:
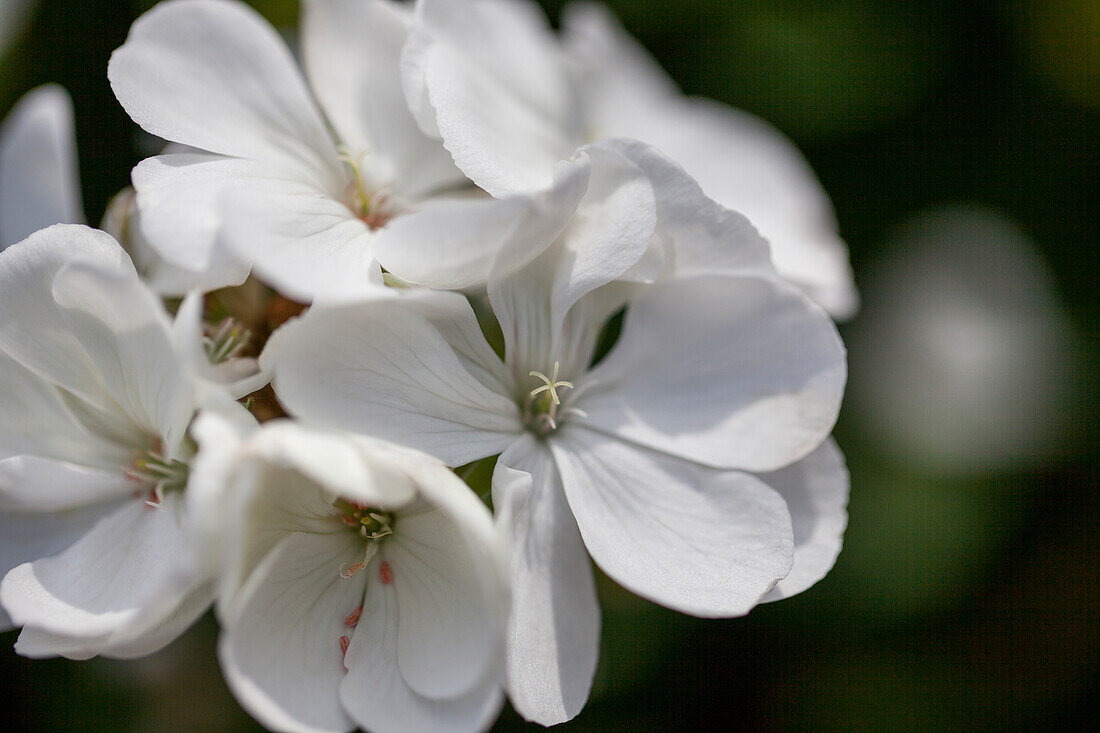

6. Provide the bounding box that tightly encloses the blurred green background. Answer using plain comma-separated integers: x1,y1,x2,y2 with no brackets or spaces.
1,0,1096,730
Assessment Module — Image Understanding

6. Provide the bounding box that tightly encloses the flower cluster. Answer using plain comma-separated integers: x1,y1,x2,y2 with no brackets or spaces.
0,1,854,731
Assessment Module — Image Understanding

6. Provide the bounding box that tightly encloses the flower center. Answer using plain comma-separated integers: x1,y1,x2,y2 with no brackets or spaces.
523,361,587,436
339,146,397,230
333,497,394,579
126,448,189,507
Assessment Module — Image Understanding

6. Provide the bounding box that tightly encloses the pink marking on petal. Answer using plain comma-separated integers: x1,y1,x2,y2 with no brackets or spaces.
344,605,362,629
379,561,393,585
339,635,351,662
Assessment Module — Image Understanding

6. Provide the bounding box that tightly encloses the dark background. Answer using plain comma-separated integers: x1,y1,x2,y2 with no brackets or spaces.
1,0,1096,730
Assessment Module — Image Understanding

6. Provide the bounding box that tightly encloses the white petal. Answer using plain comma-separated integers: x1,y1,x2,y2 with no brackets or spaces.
51,257,194,454
0,225,132,410
387,497,501,699
14,580,212,659
0,351,130,468
409,0,578,195
581,275,846,472
262,293,520,467
18,577,215,661
109,0,343,189
0,501,122,631
0,85,83,248
0,498,199,640
653,101,857,318
374,155,590,292
302,0,463,199
340,574,504,733
491,436,599,725
562,3,677,110
0,457,131,511
243,422,420,510
391,291,515,407
130,153,256,289
605,138,774,279
219,531,362,733
219,178,382,303
562,4,856,316
760,438,849,601
554,427,794,617
488,143,656,376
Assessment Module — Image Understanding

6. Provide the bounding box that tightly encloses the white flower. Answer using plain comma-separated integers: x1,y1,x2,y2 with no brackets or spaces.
262,144,848,724
108,0,479,302
189,415,507,733
0,224,248,658
0,85,84,250
402,0,858,317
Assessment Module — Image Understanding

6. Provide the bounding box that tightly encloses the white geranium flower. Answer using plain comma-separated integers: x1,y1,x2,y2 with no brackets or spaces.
0,224,253,658
0,85,84,250
189,415,507,733
402,0,858,317
108,0,478,302
262,144,848,724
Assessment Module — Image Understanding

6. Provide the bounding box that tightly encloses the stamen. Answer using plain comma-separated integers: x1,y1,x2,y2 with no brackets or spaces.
528,361,573,406
203,318,251,364
338,145,394,229
126,449,189,508
338,561,366,580
338,534,381,579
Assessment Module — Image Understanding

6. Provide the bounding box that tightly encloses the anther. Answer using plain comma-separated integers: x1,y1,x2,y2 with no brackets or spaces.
339,561,366,580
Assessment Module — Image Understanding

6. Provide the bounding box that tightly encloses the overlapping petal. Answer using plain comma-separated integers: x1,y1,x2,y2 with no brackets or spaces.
340,577,504,733
562,4,858,317
760,438,850,601
0,225,132,410
492,436,599,725
405,0,578,195
387,498,502,699
580,275,846,472
0,498,202,645
109,0,344,189
219,531,364,733
553,427,794,617
263,292,521,467
302,0,463,199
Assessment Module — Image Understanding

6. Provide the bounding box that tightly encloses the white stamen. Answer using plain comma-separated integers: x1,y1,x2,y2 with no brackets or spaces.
529,361,573,406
